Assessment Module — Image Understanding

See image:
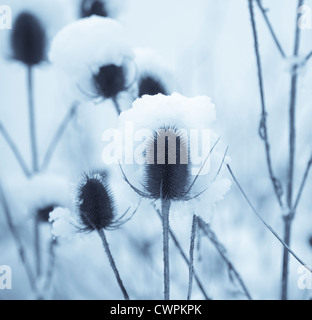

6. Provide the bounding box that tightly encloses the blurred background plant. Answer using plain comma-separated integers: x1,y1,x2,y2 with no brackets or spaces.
1,0,312,300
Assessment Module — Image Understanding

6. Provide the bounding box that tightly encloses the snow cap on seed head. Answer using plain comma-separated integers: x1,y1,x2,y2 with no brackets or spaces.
119,93,216,132
119,93,231,215
133,48,177,97
49,16,133,82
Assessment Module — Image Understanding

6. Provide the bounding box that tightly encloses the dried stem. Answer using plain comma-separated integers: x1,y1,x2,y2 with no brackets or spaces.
282,0,304,301
97,228,129,300
0,182,40,298
248,0,283,207
0,123,31,177
161,198,171,300
41,102,79,170
255,0,286,58
227,164,312,274
34,214,41,277
154,206,211,300
27,66,38,173
187,214,197,300
27,65,42,281
197,216,252,300
304,50,312,63
43,238,57,292
112,97,122,116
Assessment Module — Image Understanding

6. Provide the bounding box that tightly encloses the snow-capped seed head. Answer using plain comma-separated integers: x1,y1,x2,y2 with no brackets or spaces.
11,12,46,66
144,127,190,201
94,64,126,99
138,75,167,98
77,174,115,231
49,17,133,85
81,0,108,18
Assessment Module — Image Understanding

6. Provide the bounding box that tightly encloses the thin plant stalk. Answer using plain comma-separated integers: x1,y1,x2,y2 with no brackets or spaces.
248,0,283,207
34,214,41,277
0,123,31,177
197,216,252,300
187,214,197,300
162,198,171,300
41,102,79,170
0,182,40,298
27,65,42,278
27,66,38,173
227,164,312,274
255,0,286,58
43,238,57,292
282,0,304,301
97,228,130,300
112,97,121,116
154,206,211,300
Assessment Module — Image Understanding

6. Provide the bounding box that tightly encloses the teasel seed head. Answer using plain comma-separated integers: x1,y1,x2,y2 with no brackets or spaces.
77,173,115,231
138,75,167,98
81,0,109,18
144,126,190,201
93,64,126,99
11,12,46,66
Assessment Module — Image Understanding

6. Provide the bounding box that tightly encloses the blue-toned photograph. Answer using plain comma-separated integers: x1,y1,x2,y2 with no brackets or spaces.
0,0,311,301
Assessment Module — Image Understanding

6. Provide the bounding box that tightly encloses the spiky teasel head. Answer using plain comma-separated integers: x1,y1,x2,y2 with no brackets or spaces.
77,173,116,231
11,12,46,66
81,0,109,18
93,64,127,99
138,75,167,98
133,48,176,99
144,126,190,201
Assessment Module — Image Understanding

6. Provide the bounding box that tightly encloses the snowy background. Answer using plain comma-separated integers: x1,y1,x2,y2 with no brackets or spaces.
1,0,312,300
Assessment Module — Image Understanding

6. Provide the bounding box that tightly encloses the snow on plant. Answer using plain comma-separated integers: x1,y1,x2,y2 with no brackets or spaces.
79,0,125,19
0,1,79,298
49,16,134,114
49,207,76,239
80,0,109,18
133,48,177,98
49,173,138,300
118,93,230,299
118,93,231,209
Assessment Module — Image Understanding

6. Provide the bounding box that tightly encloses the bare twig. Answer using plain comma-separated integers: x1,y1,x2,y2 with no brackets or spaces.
197,216,252,300
41,102,79,170
34,214,41,277
154,206,211,300
43,238,57,292
304,50,312,63
161,198,171,300
282,0,304,301
255,0,286,58
97,229,130,300
112,97,122,116
213,146,229,182
248,0,283,207
0,123,31,177
227,164,312,274
27,66,38,173
187,215,197,300
0,182,39,297
293,154,312,211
